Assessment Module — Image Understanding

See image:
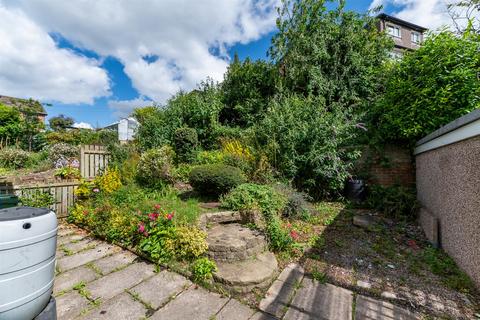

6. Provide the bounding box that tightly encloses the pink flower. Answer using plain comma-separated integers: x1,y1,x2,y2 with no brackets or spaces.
286,223,292,229
93,188,100,193
148,213,158,221
166,213,174,220
154,204,161,210
138,223,145,233
290,230,299,241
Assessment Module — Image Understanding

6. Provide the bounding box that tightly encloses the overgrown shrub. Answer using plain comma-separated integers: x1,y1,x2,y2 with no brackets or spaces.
20,190,55,208
174,127,198,163
273,183,313,219
136,146,175,187
174,226,208,260
0,147,32,169
366,185,418,219
172,163,194,183
195,150,226,165
46,143,79,165
189,164,245,197
191,258,217,282
221,183,291,251
94,167,122,194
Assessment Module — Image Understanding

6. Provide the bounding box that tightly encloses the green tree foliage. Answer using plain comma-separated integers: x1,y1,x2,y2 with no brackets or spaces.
372,31,480,144
253,95,361,199
0,104,23,145
270,0,392,108
173,127,198,163
49,114,74,131
220,54,277,126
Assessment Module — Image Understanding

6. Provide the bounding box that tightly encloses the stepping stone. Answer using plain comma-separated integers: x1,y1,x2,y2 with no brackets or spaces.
87,262,155,300
216,299,255,320
250,312,279,320
283,278,353,320
54,265,98,295
57,243,120,272
149,287,229,320
78,292,146,320
259,279,296,318
55,291,90,320
214,252,278,292
277,263,304,285
355,295,418,320
129,270,191,309
92,251,137,275
207,223,266,262
57,233,87,246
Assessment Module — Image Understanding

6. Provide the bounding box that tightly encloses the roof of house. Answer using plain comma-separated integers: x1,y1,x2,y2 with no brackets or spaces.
377,13,428,32
0,95,47,115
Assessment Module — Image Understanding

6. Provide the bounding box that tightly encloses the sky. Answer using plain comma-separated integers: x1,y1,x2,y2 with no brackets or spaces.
0,0,468,128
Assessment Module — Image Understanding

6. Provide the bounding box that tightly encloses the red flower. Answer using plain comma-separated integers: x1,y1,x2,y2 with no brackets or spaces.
407,239,419,250
286,223,292,229
166,213,174,220
290,230,299,240
154,204,161,210
138,223,145,233
148,213,158,221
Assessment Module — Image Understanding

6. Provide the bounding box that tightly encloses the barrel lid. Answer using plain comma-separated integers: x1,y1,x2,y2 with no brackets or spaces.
0,206,51,221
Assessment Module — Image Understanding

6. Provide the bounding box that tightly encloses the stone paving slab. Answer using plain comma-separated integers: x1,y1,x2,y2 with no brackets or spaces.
92,251,138,275
355,295,419,320
57,242,120,272
129,270,191,309
259,279,296,318
216,299,256,320
276,263,304,285
57,233,87,246
87,261,155,300
149,286,229,320
61,237,101,253
249,312,279,320
78,292,147,320
283,278,353,320
55,290,90,320
54,265,98,295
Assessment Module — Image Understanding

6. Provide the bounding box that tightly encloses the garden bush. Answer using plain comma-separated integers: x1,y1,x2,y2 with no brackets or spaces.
191,258,217,282
94,167,122,194
0,147,32,169
174,127,198,163
189,164,245,197
195,150,226,165
221,183,292,251
366,185,418,219
273,183,313,219
46,143,79,165
136,146,175,186
174,226,208,260
19,190,55,208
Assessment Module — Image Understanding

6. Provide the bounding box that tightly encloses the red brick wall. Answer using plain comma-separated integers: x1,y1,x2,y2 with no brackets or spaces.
356,144,415,187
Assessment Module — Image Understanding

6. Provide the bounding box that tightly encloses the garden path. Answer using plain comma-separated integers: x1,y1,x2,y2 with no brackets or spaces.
54,222,417,319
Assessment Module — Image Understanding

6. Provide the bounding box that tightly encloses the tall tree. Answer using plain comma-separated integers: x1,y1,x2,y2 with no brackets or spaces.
269,0,392,109
49,114,74,131
447,0,480,35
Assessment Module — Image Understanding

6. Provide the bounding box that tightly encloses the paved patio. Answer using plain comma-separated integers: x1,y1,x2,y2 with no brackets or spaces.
55,222,418,319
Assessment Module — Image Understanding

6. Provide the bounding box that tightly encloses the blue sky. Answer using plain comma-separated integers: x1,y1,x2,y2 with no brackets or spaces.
0,0,453,128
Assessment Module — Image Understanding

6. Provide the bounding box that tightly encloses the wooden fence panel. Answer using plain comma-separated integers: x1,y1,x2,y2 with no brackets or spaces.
80,144,111,179
0,182,80,218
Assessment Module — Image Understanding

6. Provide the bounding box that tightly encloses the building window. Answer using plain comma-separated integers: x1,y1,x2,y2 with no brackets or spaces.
411,32,420,44
387,25,401,38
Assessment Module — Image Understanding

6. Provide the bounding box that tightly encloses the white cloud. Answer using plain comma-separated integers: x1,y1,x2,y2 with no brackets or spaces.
72,122,94,129
108,97,153,119
368,0,477,31
2,0,279,103
0,5,110,104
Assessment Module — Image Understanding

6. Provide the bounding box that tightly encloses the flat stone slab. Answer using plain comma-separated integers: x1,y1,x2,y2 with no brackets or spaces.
57,243,120,272
214,252,278,291
250,312,279,320
277,263,304,285
54,265,98,295
56,291,90,320
61,238,100,253
207,223,266,262
216,299,255,320
129,270,191,309
92,251,137,275
353,215,376,230
57,233,87,246
355,295,418,320
149,287,229,320
283,278,353,320
78,292,146,320
87,261,155,300
259,279,296,318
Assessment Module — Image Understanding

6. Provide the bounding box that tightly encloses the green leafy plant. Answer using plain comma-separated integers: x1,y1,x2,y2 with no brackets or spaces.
55,166,81,179
174,226,208,260
20,190,55,208
366,185,418,219
273,183,313,219
174,127,198,163
0,147,32,169
94,167,122,194
189,164,245,197
136,146,175,187
191,257,217,282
